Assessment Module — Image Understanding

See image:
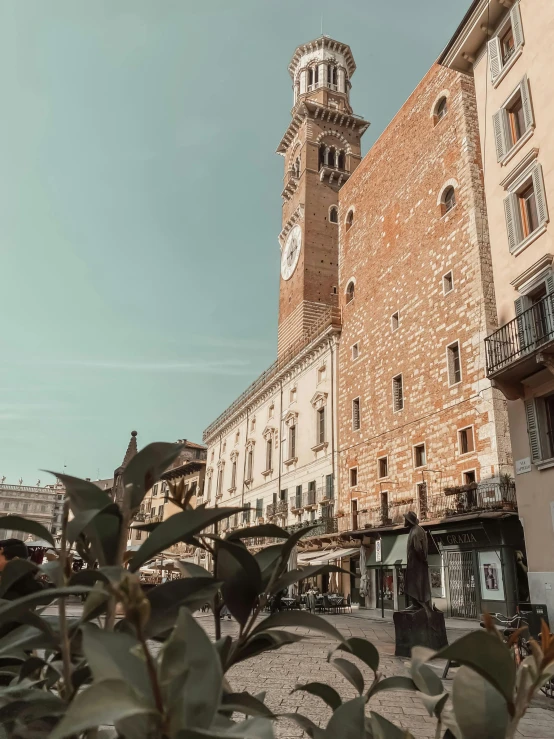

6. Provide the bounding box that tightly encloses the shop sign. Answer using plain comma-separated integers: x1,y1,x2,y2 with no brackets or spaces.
515,457,531,475
433,528,488,548
375,539,382,563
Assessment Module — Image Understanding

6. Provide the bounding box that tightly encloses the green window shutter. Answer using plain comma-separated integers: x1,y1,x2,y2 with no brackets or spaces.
524,398,541,462
493,109,508,160
511,3,525,49
520,75,534,131
545,271,554,296
532,163,549,227
488,37,502,82
504,192,522,252
515,295,532,353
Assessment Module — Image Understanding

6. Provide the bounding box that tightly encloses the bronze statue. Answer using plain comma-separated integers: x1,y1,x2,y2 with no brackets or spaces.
403,511,432,612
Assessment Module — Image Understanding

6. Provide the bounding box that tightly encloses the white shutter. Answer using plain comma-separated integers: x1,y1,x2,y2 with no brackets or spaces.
545,271,554,296
524,398,541,462
511,3,525,49
520,75,534,131
493,109,508,160
532,163,549,227
515,294,532,351
488,37,502,82
504,192,522,252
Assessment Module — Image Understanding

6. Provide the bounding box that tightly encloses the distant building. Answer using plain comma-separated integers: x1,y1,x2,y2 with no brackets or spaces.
0,482,57,538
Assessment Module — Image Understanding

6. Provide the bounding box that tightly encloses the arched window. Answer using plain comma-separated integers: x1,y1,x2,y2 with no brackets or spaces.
329,206,338,224
294,157,300,178
337,151,345,170
346,209,354,231
435,97,448,123
327,65,338,87
314,65,319,85
319,144,326,170
346,281,355,304
443,186,456,214
308,68,313,87
328,148,336,168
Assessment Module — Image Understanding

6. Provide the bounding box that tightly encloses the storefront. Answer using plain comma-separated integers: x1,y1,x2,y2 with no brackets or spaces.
297,546,360,597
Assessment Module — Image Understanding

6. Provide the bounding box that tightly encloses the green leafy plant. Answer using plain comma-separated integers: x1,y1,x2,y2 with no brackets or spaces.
0,442,551,738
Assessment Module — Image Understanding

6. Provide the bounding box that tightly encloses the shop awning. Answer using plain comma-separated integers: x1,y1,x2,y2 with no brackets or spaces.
305,547,359,566
366,534,408,567
297,551,329,565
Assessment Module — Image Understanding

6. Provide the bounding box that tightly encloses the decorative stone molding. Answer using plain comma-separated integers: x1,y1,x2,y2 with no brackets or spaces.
283,410,298,428
314,129,352,154
310,391,328,409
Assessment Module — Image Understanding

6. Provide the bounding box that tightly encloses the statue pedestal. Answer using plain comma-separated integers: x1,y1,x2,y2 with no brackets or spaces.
393,609,448,657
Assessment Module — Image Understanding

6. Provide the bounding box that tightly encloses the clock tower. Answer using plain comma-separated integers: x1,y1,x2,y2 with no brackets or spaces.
277,36,369,357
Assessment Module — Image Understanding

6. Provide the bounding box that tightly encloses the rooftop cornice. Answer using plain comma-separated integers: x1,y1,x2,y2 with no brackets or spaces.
438,0,509,73
288,36,356,79
277,101,369,154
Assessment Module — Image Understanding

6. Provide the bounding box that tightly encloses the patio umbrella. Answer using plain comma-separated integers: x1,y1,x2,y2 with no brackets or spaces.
359,545,369,601
287,546,298,597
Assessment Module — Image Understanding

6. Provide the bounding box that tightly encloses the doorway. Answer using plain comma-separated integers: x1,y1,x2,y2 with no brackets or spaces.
446,550,478,618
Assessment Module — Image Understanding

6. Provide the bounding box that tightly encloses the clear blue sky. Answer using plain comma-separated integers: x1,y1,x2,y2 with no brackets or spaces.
0,0,469,483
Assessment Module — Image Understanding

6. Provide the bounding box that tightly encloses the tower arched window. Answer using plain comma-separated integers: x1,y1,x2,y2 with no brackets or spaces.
435,97,448,124
318,144,326,170
346,281,355,304
308,68,314,87
346,209,354,231
338,151,345,170
328,148,336,168
294,157,300,178
329,206,338,224
443,186,456,214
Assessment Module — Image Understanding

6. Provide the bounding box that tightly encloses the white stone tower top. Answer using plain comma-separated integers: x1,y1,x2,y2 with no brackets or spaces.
288,35,356,106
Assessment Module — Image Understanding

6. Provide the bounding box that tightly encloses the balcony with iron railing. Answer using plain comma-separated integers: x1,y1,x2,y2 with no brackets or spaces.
485,293,554,386
349,482,517,532
266,500,288,519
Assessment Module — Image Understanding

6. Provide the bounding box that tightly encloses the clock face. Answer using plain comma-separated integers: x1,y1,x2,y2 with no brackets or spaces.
281,224,302,281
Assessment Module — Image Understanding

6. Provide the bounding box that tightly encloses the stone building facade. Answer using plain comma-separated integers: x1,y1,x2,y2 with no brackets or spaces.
203,37,368,550
440,0,554,617
0,482,57,538
336,62,518,617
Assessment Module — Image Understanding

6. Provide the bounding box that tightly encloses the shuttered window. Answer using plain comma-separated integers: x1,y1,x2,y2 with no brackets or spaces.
447,341,462,385
392,374,404,412
265,439,272,471
255,498,263,519
458,427,475,455
317,407,326,444
504,163,549,253
246,450,254,481
493,76,534,161
289,425,296,459
352,397,361,430
488,3,525,84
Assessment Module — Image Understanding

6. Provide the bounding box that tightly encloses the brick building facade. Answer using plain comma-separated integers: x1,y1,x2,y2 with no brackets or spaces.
336,63,520,616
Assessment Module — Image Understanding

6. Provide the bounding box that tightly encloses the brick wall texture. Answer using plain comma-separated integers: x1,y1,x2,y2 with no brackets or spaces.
336,64,513,529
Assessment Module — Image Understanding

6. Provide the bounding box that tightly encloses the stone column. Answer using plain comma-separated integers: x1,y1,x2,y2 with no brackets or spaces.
338,68,346,94
300,69,307,95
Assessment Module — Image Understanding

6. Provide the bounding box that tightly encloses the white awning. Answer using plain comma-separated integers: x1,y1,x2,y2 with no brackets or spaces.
306,547,360,566
297,551,329,565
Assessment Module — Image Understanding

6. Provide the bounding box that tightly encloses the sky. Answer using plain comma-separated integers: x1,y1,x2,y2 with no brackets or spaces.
0,0,470,484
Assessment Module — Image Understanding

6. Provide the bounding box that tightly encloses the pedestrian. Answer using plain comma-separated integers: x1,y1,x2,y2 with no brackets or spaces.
221,604,232,620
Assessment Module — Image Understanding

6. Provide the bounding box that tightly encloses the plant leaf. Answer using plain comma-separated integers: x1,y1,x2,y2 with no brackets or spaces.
281,712,327,739
419,692,449,719
231,630,304,666
409,647,443,697
216,540,262,627
451,665,508,739
433,630,516,704
81,624,154,703
254,545,284,585
0,559,38,599
129,507,243,572
159,608,222,733
66,506,119,544
333,637,380,674
326,696,366,739
46,471,113,513
49,679,157,738
272,565,347,595
141,576,221,638
220,692,276,719
332,657,365,695
227,524,289,541
370,711,414,738
0,516,55,547
123,442,184,510
0,586,94,625
367,675,417,698
293,682,342,710
249,610,346,644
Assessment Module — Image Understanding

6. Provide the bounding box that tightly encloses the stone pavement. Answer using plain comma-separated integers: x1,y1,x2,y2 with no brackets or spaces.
202,612,554,739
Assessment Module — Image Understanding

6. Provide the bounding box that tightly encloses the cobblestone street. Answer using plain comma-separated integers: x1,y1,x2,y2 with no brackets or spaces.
199,612,554,739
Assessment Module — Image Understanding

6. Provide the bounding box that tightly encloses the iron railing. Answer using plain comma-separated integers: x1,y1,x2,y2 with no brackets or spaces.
349,482,517,531
203,307,341,440
485,292,554,374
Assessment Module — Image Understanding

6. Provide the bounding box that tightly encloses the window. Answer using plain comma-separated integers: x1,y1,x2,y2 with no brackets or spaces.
435,97,447,123
351,499,358,530
458,426,475,455
217,467,224,497
158,505,164,517
414,443,426,469
504,163,548,253
349,467,358,487
352,397,361,430
255,498,263,519
317,406,326,444
289,425,296,459
250,417,256,432
346,281,355,304
325,474,334,499
392,374,404,412
442,187,456,215
378,456,388,479
243,505,251,523
525,394,554,462
294,484,302,508
488,4,524,84
352,342,359,360
152,483,158,497
493,77,534,160
235,430,240,444
417,482,428,518
268,404,274,419
346,210,354,231
290,387,297,403
318,365,326,383
463,470,477,486
447,341,462,385
265,438,273,471
207,475,212,499
391,311,399,332
329,206,338,223
246,450,254,481
337,151,345,170
443,271,454,294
